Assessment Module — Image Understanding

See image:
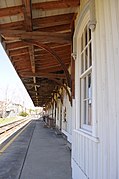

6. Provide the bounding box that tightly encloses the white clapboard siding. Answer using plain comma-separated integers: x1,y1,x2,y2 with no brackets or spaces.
62,92,67,132
72,0,119,179
61,90,72,143
95,0,119,178
66,93,72,138
72,130,98,179
56,100,61,129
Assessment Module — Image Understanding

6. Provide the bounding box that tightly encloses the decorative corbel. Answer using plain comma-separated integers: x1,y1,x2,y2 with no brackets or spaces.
71,52,77,61
88,0,97,32
57,91,63,104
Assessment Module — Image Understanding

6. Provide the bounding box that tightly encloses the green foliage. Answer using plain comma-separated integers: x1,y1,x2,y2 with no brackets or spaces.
19,111,28,117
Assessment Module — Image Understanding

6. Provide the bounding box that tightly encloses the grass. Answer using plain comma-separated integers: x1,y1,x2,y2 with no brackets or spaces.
0,117,18,126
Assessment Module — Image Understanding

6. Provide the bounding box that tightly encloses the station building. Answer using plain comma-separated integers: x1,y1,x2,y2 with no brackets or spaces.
0,0,119,178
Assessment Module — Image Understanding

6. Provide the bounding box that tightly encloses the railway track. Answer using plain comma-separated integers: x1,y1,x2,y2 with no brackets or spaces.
0,118,32,144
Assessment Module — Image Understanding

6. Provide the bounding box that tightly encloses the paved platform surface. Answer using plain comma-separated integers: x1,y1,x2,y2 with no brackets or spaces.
0,120,72,179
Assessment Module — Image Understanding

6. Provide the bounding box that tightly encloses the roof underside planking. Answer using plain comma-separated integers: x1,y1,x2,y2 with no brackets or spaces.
0,0,80,107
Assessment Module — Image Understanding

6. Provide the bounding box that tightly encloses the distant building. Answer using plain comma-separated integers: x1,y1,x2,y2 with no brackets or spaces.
6,103,23,117
0,101,23,118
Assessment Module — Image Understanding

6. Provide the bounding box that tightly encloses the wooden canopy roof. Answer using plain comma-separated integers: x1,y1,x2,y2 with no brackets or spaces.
0,0,80,107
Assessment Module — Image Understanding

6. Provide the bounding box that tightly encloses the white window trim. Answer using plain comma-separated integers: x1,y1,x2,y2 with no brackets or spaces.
74,7,98,138
82,123,92,132
80,66,92,79
79,23,92,131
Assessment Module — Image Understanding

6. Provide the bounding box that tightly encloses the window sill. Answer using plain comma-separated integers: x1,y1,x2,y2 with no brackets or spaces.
81,124,92,132
74,129,100,143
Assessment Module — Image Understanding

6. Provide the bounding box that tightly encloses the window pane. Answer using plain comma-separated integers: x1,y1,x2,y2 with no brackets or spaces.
85,48,88,70
84,101,86,124
81,53,84,73
89,28,91,41
88,102,92,125
81,35,83,51
84,77,86,99
88,74,92,125
89,43,92,66
85,26,88,46
88,74,92,101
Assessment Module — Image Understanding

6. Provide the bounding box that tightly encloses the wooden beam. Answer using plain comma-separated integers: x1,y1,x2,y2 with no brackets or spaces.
23,40,71,87
32,78,72,105
17,67,31,71
33,13,74,28
32,95,54,100
22,0,33,31
35,44,71,55
35,55,70,62
35,53,70,62
36,64,69,73
12,54,29,61
15,59,65,69
22,0,36,73
35,66,69,73
34,24,71,33
29,46,35,73
36,57,70,64
23,82,37,86
29,91,53,95
9,47,29,57
0,1,79,18
36,42,66,48
6,41,28,50
0,30,71,43
0,13,74,31
20,72,66,79
35,54,70,61
14,63,31,68
6,41,70,51
0,5,23,17
0,21,24,30
31,95,52,98
32,0,80,10
25,82,55,87
35,60,70,68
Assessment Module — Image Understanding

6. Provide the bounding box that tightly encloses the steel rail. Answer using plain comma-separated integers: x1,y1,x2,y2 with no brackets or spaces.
0,118,30,135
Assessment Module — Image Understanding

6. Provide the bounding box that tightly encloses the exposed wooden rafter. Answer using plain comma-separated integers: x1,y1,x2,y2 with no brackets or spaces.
0,0,80,106
23,40,71,87
0,1,79,17
29,46,35,73
0,5,23,18
22,0,33,32
20,72,66,79
0,30,71,44
0,13,74,31
32,0,80,10
22,0,37,103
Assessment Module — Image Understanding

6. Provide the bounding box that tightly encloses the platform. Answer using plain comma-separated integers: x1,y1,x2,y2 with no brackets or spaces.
0,120,72,179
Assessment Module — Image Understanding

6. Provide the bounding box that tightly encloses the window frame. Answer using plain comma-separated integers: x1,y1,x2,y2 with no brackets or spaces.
79,19,93,132
74,4,97,137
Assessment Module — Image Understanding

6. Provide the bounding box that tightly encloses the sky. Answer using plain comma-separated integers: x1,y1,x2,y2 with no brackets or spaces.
0,43,34,108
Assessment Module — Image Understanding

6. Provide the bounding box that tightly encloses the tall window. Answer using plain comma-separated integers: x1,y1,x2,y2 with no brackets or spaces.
80,25,92,131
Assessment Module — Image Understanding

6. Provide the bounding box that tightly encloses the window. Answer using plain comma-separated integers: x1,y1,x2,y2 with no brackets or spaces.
63,107,67,122
57,106,59,120
80,25,92,131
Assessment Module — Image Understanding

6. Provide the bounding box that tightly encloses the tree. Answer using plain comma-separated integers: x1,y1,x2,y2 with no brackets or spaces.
0,85,18,118
19,111,28,117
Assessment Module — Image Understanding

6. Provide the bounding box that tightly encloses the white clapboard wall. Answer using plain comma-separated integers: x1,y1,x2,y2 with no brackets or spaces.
72,0,119,179
95,0,119,178
62,90,72,143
